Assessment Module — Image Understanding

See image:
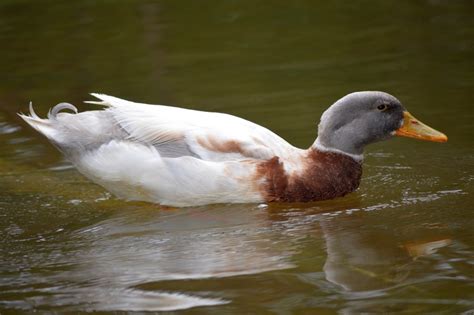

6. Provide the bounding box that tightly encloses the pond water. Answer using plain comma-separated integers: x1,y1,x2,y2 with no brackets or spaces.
1,1,473,313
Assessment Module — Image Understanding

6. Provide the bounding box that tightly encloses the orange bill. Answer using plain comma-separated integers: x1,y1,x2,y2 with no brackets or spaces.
395,111,448,142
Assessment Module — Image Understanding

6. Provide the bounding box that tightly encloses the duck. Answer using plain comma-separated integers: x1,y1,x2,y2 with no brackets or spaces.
19,91,447,207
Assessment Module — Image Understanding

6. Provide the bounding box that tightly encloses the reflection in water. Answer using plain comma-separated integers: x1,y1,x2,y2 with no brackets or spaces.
321,215,451,292
35,289,227,312
404,239,452,258
62,201,453,311
73,205,294,280
0,192,470,312
18,204,295,311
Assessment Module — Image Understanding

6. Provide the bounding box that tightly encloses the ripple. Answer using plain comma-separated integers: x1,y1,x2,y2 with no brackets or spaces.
80,289,229,312
0,122,21,134
1,287,228,312
320,188,466,220
48,163,74,172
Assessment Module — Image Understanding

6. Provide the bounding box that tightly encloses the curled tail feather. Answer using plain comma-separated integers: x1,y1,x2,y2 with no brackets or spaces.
19,102,78,141
48,102,78,119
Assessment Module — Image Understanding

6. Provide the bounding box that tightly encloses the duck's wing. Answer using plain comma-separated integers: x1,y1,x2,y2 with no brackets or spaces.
88,93,294,161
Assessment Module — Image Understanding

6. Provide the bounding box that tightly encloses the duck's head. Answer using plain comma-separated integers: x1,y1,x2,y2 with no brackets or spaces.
315,91,447,157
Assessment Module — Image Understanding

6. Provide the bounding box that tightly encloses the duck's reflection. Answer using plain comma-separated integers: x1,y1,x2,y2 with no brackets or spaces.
320,212,451,292
56,203,294,311
53,201,451,311
74,204,294,283
265,201,451,293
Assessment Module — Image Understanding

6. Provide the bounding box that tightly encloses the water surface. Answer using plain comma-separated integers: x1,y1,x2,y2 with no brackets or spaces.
1,1,473,313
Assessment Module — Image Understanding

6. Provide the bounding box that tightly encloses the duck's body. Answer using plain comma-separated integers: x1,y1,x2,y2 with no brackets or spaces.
19,92,446,206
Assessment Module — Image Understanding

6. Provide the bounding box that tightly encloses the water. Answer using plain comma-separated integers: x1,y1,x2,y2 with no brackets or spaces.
1,1,473,313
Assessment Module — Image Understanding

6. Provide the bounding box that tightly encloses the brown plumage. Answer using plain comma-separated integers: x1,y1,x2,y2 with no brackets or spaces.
256,149,362,202
197,136,246,155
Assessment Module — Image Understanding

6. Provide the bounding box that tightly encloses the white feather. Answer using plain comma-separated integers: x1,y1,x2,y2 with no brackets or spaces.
91,93,300,162
77,140,263,206
18,94,306,206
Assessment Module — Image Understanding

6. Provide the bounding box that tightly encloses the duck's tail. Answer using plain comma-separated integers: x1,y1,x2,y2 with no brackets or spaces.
18,102,78,142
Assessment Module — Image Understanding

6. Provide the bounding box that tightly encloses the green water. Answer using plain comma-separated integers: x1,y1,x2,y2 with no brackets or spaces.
1,1,473,313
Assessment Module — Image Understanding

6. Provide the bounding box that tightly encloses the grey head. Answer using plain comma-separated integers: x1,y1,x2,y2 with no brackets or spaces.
315,91,405,156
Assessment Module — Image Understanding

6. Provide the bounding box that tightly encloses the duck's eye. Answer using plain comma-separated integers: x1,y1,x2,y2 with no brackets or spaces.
377,104,388,111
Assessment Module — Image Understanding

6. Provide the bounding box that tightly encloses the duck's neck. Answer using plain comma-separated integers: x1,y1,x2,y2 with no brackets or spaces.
297,147,363,201
258,147,363,203
312,137,364,162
